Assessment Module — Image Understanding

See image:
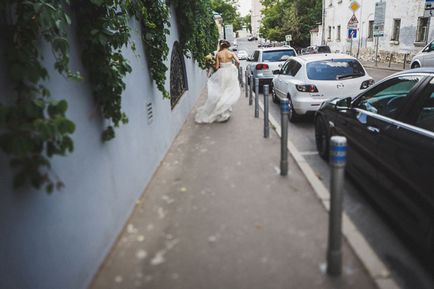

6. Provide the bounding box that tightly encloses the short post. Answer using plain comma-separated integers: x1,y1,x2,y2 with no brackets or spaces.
388,52,393,68
403,53,408,70
326,136,347,276
245,71,248,98
255,78,259,118
238,66,243,87
263,85,270,138
249,75,253,105
375,36,379,67
280,99,289,176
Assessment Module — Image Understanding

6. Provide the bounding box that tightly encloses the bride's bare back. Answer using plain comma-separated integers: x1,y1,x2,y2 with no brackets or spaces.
215,49,240,69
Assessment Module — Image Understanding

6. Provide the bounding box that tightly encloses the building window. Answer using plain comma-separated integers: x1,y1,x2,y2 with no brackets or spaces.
328,26,332,40
416,17,429,43
170,42,188,109
391,19,401,41
368,20,374,40
337,25,341,41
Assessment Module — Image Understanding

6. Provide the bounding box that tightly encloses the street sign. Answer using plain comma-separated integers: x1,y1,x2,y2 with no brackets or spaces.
349,1,360,13
425,0,434,17
348,28,358,39
285,34,292,42
373,0,386,37
347,14,359,29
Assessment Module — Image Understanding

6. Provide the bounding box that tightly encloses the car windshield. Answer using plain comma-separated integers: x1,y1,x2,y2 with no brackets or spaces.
306,59,365,80
262,50,296,62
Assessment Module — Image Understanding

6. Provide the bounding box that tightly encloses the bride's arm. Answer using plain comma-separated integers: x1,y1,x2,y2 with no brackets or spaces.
215,55,220,70
232,53,240,68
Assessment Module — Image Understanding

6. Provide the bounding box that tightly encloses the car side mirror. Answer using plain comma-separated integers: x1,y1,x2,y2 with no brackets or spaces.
273,69,281,75
335,97,352,110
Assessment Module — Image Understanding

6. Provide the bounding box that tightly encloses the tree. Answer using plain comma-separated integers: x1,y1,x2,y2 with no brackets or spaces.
242,13,252,33
211,0,242,32
260,0,321,47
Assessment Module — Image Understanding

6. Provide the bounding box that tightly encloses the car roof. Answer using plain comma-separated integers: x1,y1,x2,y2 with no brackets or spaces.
257,46,296,52
393,67,434,76
293,53,357,63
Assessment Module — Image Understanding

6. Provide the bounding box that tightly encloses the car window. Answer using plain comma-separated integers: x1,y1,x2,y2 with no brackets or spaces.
283,60,294,75
286,60,301,76
423,41,434,53
317,46,331,53
253,51,260,61
306,59,365,80
262,50,296,62
354,76,423,118
415,91,434,132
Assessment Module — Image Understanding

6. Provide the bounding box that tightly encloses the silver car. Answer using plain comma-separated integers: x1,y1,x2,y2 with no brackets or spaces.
411,39,434,68
246,47,297,88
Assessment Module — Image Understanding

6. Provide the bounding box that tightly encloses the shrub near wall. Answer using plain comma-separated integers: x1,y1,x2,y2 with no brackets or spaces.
0,0,218,193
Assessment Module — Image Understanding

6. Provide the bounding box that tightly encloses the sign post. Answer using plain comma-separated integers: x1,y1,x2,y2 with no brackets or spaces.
347,14,359,55
374,0,386,66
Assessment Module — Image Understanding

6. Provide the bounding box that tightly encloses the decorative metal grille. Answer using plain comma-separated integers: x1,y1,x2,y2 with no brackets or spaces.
170,42,188,109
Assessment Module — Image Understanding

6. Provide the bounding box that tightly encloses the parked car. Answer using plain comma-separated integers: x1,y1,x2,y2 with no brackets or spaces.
314,68,434,265
271,54,374,122
237,50,248,60
245,47,297,89
303,45,331,55
411,39,434,68
248,36,258,41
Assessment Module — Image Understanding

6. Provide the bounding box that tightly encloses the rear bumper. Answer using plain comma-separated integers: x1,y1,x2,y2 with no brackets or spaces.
292,96,329,115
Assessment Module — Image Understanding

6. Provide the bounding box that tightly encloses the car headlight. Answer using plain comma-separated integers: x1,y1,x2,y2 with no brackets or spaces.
360,79,375,89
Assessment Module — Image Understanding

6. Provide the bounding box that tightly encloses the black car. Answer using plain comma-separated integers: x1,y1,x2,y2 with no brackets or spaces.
314,69,434,263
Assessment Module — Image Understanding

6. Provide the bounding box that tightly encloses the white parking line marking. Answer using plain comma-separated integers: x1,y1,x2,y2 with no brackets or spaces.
299,151,319,156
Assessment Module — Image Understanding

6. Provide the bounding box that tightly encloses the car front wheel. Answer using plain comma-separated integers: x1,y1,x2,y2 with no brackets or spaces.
315,116,329,160
411,62,420,69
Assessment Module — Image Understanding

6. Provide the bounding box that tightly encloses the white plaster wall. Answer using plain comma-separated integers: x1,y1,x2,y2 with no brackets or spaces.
0,7,206,289
324,0,434,57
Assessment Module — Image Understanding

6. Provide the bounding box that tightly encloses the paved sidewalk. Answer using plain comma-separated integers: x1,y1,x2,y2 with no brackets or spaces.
359,60,406,72
90,89,377,289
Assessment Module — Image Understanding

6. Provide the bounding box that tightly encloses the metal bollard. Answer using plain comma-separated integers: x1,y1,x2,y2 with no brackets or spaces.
249,75,253,105
254,78,259,118
245,71,248,98
263,85,270,138
326,136,347,276
238,66,244,88
280,99,289,176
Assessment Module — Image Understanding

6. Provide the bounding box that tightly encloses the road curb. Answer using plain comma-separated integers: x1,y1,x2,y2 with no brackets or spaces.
258,99,400,289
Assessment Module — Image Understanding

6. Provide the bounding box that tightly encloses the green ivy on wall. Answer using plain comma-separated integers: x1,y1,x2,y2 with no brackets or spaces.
0,0,77,192
75,0,132,141
0,0,218,192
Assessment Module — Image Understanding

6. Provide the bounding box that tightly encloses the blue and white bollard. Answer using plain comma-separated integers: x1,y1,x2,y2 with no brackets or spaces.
327,136,347,276
263,84,270,138
280,99,289,176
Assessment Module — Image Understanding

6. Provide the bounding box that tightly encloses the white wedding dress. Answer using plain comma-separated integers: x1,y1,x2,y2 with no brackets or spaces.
195,62,241,123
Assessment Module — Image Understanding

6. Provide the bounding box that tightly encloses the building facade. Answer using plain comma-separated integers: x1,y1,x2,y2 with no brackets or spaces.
313,0,434,63
251,0,263,37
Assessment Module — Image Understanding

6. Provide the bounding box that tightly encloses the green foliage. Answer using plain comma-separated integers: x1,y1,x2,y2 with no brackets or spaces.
172,0,219,69
0,0,76,192
211,0,241,32
74,0,132,141
128,0,171,99
241,13,252,33
260,0,322,47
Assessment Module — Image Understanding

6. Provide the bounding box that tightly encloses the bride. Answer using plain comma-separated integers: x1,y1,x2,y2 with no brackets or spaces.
195,40,241,123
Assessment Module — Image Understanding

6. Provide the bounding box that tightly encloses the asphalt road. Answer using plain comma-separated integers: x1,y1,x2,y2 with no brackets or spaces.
236,37,434,289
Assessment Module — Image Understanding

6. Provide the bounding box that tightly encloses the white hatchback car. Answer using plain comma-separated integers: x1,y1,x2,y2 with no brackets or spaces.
272,54,374,122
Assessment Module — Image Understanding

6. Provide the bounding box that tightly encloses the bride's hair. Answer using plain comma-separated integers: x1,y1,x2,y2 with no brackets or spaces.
219,40,231,51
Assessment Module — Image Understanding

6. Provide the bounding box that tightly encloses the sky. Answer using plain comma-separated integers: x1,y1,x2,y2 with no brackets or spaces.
238,0,251,16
